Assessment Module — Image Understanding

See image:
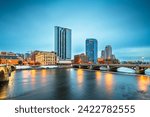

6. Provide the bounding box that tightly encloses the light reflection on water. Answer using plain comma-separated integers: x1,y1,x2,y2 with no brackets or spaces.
95,71,101,86
77,69,84,89
104,73,113,95
41,69,47,84
0,68,150,100
137,75,150,92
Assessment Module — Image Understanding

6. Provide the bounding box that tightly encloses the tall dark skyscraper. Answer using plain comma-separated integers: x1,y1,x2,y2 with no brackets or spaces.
86,38,98,63
54,26,71,60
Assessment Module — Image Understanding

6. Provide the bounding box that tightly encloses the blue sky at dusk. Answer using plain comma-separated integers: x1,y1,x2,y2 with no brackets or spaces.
0,0,150,61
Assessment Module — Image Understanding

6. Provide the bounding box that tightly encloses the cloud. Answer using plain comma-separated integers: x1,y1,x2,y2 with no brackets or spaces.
114,47,150,61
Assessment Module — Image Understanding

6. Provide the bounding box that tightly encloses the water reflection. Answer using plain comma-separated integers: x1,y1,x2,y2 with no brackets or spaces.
104,73,114,94
77,69,84,88
41,69,46,78
31,70,37,87
0,69,150,100
95,71,101,86
41,69,47,84
22,70,29,79
31,70,36,78
137,75,150,92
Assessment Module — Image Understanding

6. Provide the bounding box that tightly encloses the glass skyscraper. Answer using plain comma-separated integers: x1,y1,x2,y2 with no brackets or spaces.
54,26,71,60
101,50,105,59
105,45,112,59
86,38,98,63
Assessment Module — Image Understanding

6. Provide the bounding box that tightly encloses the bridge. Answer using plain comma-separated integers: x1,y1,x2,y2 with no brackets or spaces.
0,64,16,82
72,64,150,74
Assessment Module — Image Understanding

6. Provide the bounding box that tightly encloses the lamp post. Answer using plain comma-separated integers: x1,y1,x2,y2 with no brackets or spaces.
141,57,144,63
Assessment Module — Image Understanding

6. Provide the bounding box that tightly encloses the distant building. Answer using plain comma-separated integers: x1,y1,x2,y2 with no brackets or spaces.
24,53,30,59
0,52,19,65
54,26,71,60
74,53,88,64
31,50,40,62
35,51,57,65
111,54,116,60
16,53,24,60
97,58,105,64
86,38,97,63
101,50,106,59
0,52,16,56
100,45,119,64
105,45,112,60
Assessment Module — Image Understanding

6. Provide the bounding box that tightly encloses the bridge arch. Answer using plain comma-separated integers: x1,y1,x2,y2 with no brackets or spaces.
117,67,135,73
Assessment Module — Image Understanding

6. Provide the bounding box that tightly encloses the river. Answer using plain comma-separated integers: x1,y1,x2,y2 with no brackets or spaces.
0,68,150,100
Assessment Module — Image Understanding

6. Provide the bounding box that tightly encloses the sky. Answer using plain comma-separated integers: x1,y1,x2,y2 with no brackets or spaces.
0,0,150,61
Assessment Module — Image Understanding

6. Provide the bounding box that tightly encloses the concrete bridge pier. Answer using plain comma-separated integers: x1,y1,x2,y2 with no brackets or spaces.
109,67,118,72
135,66,145,74
89,65,93,70
0,66,10,82
107,65,110,71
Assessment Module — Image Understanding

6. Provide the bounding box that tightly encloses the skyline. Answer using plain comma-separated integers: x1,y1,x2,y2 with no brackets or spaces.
0,0,150,61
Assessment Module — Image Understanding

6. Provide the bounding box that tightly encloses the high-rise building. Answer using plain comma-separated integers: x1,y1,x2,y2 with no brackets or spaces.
86,38,98,63
105,45,112,60
101,50,106,59
54,26,71,60
111,54,116,60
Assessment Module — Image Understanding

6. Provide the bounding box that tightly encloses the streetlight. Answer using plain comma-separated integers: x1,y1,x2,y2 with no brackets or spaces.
141,56,144,63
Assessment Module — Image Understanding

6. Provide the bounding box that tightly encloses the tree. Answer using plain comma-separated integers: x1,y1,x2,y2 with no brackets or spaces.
18,60,23,65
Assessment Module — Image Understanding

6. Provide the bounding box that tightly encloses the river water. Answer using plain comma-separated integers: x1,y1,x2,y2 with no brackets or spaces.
0,68,150,100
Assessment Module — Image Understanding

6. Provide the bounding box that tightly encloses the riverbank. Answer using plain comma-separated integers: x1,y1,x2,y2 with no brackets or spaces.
15,65,72,70
15,65,150,76
73,68,150,77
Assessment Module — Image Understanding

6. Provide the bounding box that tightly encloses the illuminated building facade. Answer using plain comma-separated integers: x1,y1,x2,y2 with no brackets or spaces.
35,51,57,65
0,52,19,65
74,53,88,64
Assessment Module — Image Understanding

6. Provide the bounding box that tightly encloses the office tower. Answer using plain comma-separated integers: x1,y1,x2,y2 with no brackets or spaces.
111,54,116,60
105,45,112,59
86,38,98,63
54,26,71,60
101,50,106,59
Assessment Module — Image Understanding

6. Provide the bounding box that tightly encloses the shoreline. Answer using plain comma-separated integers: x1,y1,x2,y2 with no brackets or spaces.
73,68,150,77
15,65,150,77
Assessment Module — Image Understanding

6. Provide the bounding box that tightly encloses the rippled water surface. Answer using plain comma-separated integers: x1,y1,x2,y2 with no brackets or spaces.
0,68,150,100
